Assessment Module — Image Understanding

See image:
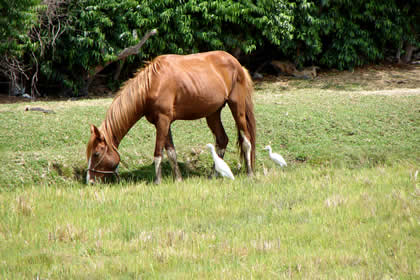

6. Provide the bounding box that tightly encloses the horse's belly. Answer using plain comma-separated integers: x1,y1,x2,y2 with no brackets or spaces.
174,95,225,120
171,67,231,120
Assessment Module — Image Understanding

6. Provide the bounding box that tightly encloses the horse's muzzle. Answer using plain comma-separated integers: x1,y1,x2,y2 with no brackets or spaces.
86,166,119,184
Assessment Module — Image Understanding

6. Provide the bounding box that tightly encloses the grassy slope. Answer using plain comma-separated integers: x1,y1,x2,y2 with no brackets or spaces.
0,72,419,278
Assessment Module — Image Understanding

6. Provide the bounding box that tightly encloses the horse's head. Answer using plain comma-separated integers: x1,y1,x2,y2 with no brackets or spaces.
86,124,120,184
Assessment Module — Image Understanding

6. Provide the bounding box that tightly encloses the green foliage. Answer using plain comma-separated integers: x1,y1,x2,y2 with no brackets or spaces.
277,0,323,67
318,0,400,69
0,0,41,58
280,0,419,69
1,0,418,95
39,0,294,94
0,0,43,93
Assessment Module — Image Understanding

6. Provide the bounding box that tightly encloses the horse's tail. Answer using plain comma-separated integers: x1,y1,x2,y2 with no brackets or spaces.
238,66,256,171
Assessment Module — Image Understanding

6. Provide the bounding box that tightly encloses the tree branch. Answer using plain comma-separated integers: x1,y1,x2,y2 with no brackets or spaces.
79,28,157,96
91,28,157,77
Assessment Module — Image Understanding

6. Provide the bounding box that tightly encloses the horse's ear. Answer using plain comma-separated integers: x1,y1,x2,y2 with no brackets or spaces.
90,124,104,141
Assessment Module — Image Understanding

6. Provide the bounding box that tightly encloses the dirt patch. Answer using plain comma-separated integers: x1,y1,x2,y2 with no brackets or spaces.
256,63,420,92
0,95,32,104
346,88,420,96
316,64,420,90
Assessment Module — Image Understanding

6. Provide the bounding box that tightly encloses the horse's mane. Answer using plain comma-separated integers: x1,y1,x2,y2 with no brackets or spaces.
100,59,162,146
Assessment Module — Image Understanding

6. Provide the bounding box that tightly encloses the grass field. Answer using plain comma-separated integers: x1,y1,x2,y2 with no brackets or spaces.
0,67,419,278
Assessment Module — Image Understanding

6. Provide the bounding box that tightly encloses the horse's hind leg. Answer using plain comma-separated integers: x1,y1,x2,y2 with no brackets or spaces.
227,99,253,176
206,109,229,177
165,128,182,182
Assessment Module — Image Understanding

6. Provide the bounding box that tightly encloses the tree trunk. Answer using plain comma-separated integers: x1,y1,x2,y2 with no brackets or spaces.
402,42,416,63
113,60,125,81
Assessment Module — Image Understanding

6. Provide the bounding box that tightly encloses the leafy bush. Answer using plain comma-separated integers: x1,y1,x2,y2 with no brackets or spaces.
35,0,294,95
0,0,42,94
280,0,419,69
1,0,418,96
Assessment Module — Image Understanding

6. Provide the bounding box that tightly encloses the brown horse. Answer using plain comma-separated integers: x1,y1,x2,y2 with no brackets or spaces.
86,51,256,184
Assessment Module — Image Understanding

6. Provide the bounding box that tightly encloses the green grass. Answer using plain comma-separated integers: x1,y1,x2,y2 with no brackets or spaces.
0,82,419,278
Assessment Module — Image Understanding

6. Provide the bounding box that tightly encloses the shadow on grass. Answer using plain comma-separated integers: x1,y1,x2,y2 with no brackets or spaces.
119,161,204,184
73,161,205,185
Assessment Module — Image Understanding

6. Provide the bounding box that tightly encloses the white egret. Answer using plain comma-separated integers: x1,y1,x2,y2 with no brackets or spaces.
206,144,235,180
264,145,287,167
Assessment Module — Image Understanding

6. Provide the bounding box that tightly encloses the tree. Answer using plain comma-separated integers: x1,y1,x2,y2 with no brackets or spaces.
276,0,419,69
1,0,418,97
29,0,295,96
0,0,42,95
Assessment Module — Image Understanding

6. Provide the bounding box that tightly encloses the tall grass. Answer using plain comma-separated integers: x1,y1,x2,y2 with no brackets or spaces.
0,80,419,278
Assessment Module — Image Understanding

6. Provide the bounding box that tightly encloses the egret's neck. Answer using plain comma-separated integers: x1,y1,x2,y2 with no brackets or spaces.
209,147,218,158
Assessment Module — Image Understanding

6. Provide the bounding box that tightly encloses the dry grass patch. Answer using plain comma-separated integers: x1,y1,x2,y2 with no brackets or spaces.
49,224,87,243
12,195,34,216
325,194,347,208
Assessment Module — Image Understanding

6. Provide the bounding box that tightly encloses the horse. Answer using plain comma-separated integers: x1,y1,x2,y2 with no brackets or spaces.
86,51,256,184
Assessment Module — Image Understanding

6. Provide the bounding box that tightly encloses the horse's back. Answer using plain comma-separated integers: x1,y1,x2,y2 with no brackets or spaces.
157,50,239,67
156,51,241,81
144,51,247,120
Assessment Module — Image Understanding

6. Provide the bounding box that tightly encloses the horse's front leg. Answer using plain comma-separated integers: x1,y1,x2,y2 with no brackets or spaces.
154,117,170,184
165,128,182,182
